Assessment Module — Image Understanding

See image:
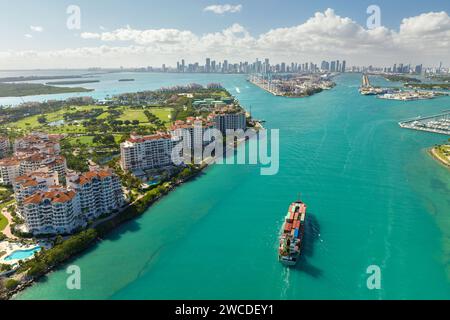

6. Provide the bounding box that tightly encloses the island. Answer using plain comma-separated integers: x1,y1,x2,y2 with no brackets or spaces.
404,83,450,90
383,74,421,83
426,75,450,83
359,74,446,100
430,143,450,168
45,80,100,85
377,91,442,101
0,75,83,83
0,83,259,299
0,83,93,97
119,79,135,82
248,73,335,97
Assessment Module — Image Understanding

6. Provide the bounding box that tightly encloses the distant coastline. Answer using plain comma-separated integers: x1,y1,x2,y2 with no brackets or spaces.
0,83,93,97
0,75,83,83
45,80,100,85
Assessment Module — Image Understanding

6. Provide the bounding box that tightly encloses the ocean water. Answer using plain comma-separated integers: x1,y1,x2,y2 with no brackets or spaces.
13,72,450,300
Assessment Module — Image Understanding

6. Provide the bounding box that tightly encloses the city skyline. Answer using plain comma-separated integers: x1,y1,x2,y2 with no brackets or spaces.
0,0,450,69
169,57,348,74
100,57,443,76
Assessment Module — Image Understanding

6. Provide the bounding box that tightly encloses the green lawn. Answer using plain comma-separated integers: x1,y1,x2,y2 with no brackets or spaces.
116,107,173,124
4,105,107,131
117,109,150,122
1,105,175,136
149,107,174,123
66,134,123,147
67,136,96,146
0,212,7,231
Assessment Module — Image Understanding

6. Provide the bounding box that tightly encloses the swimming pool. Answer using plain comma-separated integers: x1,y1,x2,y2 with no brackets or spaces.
3,247,41,261
146,180,160,186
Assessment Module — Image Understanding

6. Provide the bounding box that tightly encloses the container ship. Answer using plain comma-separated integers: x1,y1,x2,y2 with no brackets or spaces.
278,200,307,266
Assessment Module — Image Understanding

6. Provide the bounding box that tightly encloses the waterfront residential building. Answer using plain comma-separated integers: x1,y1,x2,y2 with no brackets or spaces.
171,118,216,164
13,169,59,214
209,112,247,135
18,154,67,181
0,157,21,185
120,110,248,174
0,136,10,158
67,169,125,220
120,133,175,172
170,118,215,160
22,188,82,235
14,132,61,157
0,154,66,186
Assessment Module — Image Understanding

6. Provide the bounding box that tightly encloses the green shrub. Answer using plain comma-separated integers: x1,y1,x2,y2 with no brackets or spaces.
4,279,19,290
0,264,12,272
27,262,47,278
18,229,97,278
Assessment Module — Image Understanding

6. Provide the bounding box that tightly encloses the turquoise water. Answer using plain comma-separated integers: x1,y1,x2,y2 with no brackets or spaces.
14,72,450,300
4,247,41,261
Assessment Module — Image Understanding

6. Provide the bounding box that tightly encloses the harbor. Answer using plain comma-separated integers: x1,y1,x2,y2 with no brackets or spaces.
399,111,450,135
359,74,448,100
359,74,392,95
378,91,443,101
248,73,335,97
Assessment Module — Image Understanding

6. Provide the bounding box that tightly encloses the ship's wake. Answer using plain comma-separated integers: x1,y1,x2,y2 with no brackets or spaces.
280,267,290,299
235,87,241,93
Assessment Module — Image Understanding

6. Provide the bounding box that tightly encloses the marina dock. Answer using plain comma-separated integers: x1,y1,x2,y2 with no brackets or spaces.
399,111,450,135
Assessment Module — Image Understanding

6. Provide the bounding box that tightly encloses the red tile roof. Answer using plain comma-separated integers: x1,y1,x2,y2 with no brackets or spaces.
0,157,20,166
24,189,76,204
127,134,172,143
72,169,114,186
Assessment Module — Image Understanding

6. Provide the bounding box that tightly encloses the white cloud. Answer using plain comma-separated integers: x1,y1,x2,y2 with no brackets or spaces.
81,26,198,46
399,11,450,36
24,34,33,38
80,32,101,40
395,11,450,55
204,4,242,14
30,25,44,32
3,9,450,68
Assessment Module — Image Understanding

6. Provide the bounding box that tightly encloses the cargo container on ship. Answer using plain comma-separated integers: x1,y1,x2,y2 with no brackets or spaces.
278,200,307,266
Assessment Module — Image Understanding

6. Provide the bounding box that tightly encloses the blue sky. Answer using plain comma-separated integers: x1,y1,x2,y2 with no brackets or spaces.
0,0,449,68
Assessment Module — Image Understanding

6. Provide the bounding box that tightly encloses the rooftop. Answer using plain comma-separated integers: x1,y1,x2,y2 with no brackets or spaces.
69,169,115,186
126,133,172,144
0,157,20,166
170,118,214,130
24,189,77,205
14,171,58,188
